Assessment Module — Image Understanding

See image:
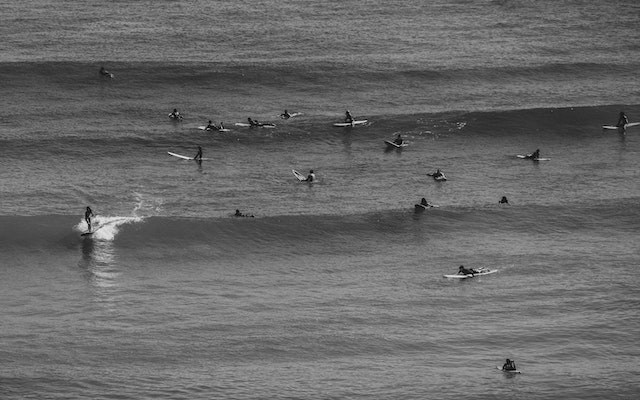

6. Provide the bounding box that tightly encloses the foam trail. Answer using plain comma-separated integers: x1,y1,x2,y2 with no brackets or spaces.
75,215,143,241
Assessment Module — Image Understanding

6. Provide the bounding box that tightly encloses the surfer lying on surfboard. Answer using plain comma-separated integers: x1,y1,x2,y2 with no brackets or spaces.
458,265,480,275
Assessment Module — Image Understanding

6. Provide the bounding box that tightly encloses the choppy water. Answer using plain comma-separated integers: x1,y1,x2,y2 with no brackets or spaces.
1,0,640,399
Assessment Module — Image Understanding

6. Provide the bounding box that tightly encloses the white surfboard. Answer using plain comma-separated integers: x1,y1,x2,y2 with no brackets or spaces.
427,172,447,181
281,112,302,119
333,120,368,127
497,366,521,374
198,126,230,132
167,151,209,161
602,122,640,130
516,154,550,161
384,140,407,148
234,122,276,128
443,268,498,279
292,169,307,181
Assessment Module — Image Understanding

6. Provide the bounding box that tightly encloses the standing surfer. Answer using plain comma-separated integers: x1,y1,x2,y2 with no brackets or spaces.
194,146,203,161
84,206,95,232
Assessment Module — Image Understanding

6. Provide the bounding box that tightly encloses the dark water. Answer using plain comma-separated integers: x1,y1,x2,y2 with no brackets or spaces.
1,0,640,399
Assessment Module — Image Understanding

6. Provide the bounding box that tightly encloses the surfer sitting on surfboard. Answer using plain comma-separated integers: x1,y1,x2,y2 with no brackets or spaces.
205,120,217,130
393,134,404,145
616,111,628,127
345,110,354,123
169,108,182,120
194,146,203,161
499,196,509,204
502,359,517,371
84,206,95,232
99,66,112,78
527,149,540,159
281,110,291,119
305,170,315,182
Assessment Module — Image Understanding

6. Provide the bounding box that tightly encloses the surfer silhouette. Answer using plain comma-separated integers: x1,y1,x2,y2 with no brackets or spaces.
194,146,203,161
84,206,95,231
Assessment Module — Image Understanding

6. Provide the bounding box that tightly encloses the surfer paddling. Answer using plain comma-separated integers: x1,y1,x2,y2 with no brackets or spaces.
458,265,479,275
84,206,95,232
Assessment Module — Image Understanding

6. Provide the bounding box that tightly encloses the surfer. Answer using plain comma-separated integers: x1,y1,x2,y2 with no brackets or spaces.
499,196,509,204
502,359,517,371
528,149,540,159
616,111,628,128
345,110,354,123
234,209,254,218
248,117,261,127
205,120,217,130
431,169,444,179
219,122,225,130
194,146,203,161
458,265,478,275
99,66,112,78
393,134,404,145
305,169,316,182
169,108,182,120
281,110,291,119
420,198,430,207
84,206,95,232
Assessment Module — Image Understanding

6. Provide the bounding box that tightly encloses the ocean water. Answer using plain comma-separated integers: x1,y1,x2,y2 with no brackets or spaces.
1,0,640,399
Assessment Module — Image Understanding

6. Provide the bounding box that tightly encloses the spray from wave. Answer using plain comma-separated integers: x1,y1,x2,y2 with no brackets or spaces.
75,215,143,241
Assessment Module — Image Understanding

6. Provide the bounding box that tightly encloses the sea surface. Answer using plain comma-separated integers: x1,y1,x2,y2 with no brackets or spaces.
1,0,640,399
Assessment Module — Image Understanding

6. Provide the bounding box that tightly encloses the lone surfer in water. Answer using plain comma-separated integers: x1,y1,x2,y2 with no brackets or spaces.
458,265,478,275
169,108,182,120
99,66,112,78
499,196,509,204
528,149,540,159
502,359,517,371
393,134,404,145
616,111,628,128
305,169,315,182
84,206,95,232
281,110,291,119
194,146,203,161
345,110,353,123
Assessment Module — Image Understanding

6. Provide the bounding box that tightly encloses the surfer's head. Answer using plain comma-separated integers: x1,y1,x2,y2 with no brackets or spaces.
310,169,314,173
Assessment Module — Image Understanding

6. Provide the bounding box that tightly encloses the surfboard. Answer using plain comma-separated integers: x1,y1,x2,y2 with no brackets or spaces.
281,112,302,119
167,151,209,161
292,169,306,181
427,172,447,181
333,120,368,127
198,126,230,132
234,122,276,128
602,122,640,130
443,268,498,279
516,155,550,161
384,140,407,148
497,366,521,374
